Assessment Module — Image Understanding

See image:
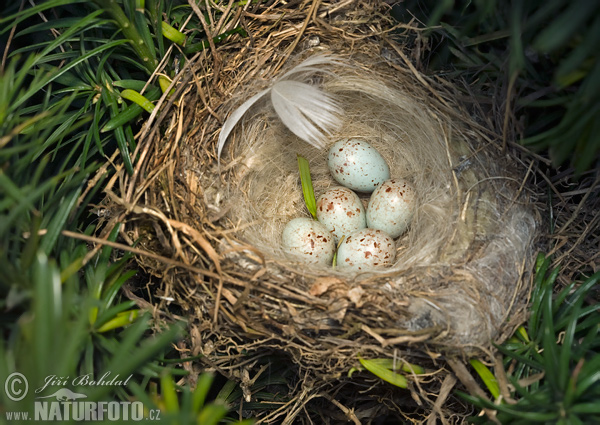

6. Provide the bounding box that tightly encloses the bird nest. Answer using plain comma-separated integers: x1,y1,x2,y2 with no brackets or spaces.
100,1,544,422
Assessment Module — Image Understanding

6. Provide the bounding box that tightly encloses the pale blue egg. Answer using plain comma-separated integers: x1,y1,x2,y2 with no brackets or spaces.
327,139,390,193
282,217,335,265
367,179,416,238
336,228,396,271
316,187,366,243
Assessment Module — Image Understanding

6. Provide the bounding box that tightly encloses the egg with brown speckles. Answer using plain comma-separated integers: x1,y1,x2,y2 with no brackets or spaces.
367,178,416,238
336,228,396,271
282,217,335,265
327,138,390,193
316,187,366,243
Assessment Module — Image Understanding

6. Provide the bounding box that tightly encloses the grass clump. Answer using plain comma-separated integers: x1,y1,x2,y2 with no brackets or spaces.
465,254,600,424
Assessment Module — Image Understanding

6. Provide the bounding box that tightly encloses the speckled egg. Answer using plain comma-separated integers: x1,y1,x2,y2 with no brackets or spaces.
316,187,367,242
367,178,416,238
282,217,335,265
336,228,396,271
327,138,390,193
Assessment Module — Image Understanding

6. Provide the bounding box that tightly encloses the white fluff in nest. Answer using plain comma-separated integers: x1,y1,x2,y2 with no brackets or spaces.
217,55,344,160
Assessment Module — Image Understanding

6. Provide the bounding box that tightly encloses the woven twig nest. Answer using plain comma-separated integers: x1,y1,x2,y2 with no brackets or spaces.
213,52,537,348
107,1,543,421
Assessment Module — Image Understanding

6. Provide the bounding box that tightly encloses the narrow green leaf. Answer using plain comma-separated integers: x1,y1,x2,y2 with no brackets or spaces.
162,21,186,45
39,186,81,255
469,358,500,399
494,343,544,371
134,10,157,63
193,373,215,412
0,0,84,34
542,282,561,392
160,371,180,412
215,379,237,405
94,300,137,330
516,326,530,343
533,1,598,53
113,79,152,91
358,356,407,388
353,357,426,375
101,86,161,132
95,309,139,333
101,79,134,174
33,253,62,375
120,89,155,113
458,391,559,420
14,40,128,112
297,155,317,219
575,356,600,398
102,269,136,311
571,403,600,414
197,404,228,425
158,75,175,96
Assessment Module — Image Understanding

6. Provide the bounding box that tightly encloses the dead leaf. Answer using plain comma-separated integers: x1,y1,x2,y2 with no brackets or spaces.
347,286,366,307
309,276,345,296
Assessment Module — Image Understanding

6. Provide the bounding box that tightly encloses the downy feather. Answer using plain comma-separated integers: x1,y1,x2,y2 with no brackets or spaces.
217,55,343,160
270,80,341,149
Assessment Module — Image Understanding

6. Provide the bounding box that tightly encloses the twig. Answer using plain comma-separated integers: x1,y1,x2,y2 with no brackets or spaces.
190,0,221,84
275,0,322,73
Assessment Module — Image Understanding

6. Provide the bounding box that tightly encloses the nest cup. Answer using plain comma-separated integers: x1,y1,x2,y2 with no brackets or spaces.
215,54,538,347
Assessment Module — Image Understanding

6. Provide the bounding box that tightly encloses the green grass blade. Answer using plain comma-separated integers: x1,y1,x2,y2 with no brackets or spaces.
101,85,161,132
458,391,559,421
14,40,129,112
160,371,180,412
215,379,237,405
192,373,214,412
533,2,599,53
574,355,600,398
101,78,134,174
469,358,500,399
162,21,186,45
95,309,140,332
196,404,229,425
134,9,157,63
39,185,82,255
297,154,317,219
33,253,62,374
0,0,84,34
120,89,155,113
358,356,407,388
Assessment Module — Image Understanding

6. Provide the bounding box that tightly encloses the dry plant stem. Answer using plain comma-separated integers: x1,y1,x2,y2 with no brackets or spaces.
125,54,199,204
325,395,361,425
494,353,517,404
189,0,221,84
1,0,25,72
384,37,452,110
275,0,322,72
502,72,519,152
61,229,231,284
427,373,456,425
76,149,121,210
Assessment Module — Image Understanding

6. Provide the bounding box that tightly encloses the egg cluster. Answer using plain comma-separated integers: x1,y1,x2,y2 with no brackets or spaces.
282,138,416,271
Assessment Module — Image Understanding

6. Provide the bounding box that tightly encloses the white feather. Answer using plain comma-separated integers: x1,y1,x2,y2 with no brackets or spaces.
270,80,341,149
217,55,343,161
217,88,269,161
